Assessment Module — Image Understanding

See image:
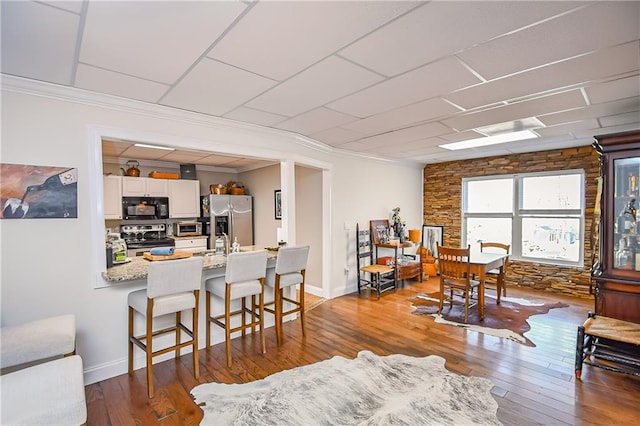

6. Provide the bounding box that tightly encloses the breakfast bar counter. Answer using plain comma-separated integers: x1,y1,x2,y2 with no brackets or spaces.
102,246,277,283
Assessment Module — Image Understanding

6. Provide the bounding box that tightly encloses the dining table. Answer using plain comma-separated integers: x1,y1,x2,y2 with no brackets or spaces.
468,252,509,319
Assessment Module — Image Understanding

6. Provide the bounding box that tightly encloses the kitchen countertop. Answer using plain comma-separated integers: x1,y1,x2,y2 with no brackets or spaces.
102,246,278,283
170,235,208,240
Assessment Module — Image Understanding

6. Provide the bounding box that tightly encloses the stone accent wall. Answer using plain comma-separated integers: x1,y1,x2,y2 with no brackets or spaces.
423,146,600,298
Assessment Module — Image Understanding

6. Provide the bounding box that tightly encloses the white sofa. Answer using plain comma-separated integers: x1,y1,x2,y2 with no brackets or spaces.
0,315,86,425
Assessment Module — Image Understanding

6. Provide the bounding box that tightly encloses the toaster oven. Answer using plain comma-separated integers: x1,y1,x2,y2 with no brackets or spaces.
175,221,202,237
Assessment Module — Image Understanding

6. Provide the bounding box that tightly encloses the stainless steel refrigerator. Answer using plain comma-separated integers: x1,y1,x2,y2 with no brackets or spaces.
203,195,253,248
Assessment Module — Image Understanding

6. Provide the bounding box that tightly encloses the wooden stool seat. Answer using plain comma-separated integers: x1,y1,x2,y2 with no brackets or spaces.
582,316,640,346
360,264,394,275
575,313,640,379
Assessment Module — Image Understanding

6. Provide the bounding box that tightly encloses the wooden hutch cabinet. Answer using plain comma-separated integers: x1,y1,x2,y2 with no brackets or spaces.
592,131,640,323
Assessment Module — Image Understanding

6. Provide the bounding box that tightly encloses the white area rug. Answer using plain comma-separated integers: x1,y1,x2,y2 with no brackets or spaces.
192,350,501,425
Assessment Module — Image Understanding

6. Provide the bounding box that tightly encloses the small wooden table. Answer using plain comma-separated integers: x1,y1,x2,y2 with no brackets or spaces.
468,252,508,318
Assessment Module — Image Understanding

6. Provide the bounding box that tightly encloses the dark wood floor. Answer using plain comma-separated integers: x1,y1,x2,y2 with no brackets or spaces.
86,277,640,425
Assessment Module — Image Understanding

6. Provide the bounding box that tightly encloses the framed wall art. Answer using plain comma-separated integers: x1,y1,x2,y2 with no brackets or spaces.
274,189,282,220
0,163,78,219
422,224,443,257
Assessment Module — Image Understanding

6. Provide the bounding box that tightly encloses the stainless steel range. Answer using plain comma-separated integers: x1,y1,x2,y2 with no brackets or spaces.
120,223,175,257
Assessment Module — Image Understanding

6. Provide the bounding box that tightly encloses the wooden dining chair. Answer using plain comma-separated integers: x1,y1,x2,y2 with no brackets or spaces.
480,241,510,303
437,244,481,323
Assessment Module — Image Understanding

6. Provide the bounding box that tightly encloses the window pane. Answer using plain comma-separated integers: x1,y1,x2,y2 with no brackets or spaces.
466,217,512,253
466,179,513,213
522,174,582,210
521,217,580,262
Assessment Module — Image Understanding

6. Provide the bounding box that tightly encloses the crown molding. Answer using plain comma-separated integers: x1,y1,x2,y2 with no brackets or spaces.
1,74,411,167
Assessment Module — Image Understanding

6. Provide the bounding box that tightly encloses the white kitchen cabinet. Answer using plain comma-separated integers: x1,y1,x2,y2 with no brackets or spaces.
122,177,169,197
169,179,200,218
173,237,208,252
103,175,122,219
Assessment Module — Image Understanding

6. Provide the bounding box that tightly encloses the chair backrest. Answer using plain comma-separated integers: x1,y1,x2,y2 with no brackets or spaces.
480,242,510,267
225,250,268,283
356,223,373,265
437,245,471,287
276,245,310,275
147,256,204,299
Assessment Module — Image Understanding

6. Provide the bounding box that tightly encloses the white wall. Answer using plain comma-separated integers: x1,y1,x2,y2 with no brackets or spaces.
0,78,423,384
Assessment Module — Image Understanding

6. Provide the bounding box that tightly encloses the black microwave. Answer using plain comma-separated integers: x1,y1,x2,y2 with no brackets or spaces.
122,197,169,220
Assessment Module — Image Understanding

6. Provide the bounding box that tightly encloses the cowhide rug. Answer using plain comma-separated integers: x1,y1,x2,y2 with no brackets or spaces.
192,350,501,426
410,292,569,347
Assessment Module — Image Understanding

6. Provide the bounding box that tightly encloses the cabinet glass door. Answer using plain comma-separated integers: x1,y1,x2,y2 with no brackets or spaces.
613,156,640,271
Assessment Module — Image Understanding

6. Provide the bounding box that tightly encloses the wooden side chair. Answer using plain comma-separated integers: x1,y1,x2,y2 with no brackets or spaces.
480,241,510,304
437,244,482,323
205,250,267,367
127,256,204,398
262,245,310,345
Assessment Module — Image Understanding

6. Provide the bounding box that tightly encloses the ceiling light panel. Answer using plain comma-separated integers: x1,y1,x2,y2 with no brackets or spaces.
458,2,640,81
207,1,417,81
446,41,640,110
161,59,277,116
339,1,577,77
328,56,481,118
245,56,383,117
1,1,79,85
79,1,246,84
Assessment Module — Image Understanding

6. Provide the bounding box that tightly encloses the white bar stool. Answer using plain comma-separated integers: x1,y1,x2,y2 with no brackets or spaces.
127,256,203,398
205,250,268,367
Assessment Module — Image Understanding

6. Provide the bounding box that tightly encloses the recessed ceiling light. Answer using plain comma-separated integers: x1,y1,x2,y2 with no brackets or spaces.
134,143,175,151
438,130,538,151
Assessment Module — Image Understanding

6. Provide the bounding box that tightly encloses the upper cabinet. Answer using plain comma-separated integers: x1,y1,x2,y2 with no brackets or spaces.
122,177,169,197
169,179,200,218
593,131,640,323
103,175,122,219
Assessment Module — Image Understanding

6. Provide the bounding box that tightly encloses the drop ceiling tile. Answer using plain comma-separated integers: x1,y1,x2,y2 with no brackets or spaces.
80,1,246,84
585,75,640,104
161,59,277,116
155,151,209,164
207,1,417,81
310,127,366,146
102,140,129,157
341,98,461,135
340,1,578,77
75,64,170,103
275,108,357,135
224,107,288,127
443,90,586,132
1,1,79,85
600,111,640,128
328,56,481,118
121,146,172,161
356,122,451,147
535,119,600,137
459,2,640,80
246,56,383,117
439,131,486,142
447,41,640,109
40,1,84,14
539,96,640,126
576,123,640,138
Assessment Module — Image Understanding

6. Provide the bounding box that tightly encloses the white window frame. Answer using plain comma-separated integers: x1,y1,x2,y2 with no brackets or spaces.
462,169,585,267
